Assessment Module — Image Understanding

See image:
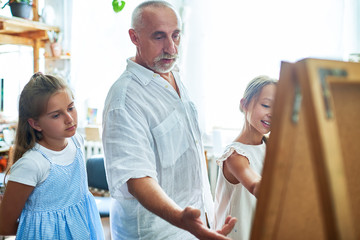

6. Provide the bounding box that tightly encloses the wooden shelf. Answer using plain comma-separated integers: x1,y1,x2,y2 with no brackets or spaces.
45,55,71,60
0,15,59,46
0,146,10,154
0,15,60,72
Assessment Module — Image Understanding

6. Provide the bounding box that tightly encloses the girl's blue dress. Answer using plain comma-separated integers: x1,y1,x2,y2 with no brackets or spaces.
16,137,104,239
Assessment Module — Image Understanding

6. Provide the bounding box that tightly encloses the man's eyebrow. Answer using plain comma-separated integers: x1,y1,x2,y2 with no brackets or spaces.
152,29,181,37
152,31,166,37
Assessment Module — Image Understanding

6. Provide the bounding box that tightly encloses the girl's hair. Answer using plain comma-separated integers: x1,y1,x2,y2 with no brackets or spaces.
240,75,277,143
240,75,277,113
12,73,73,164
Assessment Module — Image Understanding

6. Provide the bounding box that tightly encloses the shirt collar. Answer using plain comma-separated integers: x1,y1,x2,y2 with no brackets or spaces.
126,58,179,85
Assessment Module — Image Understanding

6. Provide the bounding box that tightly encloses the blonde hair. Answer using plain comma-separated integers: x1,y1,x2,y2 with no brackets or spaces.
12,73,73,164
240,75,277,113
240,75,277,143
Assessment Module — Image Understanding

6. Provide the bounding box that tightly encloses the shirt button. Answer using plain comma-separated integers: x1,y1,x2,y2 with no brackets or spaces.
153,74,157,77
165,85,168,88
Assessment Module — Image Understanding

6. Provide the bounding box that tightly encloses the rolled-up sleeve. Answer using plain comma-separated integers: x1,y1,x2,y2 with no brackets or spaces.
102,92,157,200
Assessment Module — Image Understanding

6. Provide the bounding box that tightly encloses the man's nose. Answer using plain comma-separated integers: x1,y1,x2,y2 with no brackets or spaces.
164,37,177,55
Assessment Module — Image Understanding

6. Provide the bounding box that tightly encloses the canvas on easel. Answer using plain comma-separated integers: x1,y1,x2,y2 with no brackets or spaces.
251,58,359,240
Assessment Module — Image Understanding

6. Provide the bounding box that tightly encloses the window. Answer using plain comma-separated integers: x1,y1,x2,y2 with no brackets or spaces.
178,0,359,147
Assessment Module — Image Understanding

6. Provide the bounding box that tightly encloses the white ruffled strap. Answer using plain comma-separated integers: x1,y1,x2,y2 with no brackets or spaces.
216,144,247,168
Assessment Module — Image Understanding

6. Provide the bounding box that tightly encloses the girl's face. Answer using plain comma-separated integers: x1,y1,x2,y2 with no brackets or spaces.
246,84,276,136
29,90,77,149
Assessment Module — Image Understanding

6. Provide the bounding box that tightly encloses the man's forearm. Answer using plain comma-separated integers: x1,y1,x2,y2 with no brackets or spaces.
127,176,184,228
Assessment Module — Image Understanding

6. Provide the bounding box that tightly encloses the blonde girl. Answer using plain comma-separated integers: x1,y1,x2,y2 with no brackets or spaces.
214,75,277,240
0,73,104,239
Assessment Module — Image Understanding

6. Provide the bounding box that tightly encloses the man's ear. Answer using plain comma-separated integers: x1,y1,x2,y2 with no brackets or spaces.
129,29,140,46
28,118,42,132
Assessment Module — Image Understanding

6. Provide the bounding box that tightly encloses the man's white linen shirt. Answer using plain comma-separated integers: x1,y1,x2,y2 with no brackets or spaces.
102,59,214,240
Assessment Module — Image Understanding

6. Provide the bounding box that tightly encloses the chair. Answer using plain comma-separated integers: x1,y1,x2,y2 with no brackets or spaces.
86,155,111,218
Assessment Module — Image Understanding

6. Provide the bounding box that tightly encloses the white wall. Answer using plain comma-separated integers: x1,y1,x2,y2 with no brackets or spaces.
0,45,34,120
70,0,142,127
1,0,359,146
182,0,359,151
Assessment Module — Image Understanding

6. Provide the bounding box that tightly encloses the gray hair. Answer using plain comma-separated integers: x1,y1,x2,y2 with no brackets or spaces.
131,1,181,30
240,75,277,113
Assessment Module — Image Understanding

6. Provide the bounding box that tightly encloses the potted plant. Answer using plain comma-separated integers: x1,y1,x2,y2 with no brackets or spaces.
1,0,32,19
112,0,125,13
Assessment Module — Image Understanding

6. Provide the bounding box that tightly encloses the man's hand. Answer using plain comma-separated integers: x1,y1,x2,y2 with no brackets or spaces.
128,177,237,239
216,215,237,236
179,206,237,240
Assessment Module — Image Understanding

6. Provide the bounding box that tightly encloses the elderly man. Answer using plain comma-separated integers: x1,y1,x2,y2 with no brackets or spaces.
102,1,236,239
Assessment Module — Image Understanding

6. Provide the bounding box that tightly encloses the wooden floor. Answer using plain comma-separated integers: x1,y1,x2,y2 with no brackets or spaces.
102,217,111,240
2,218,111,240
3,236,15,240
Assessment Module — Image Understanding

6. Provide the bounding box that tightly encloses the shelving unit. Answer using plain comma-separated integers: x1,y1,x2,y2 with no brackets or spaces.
45,55,70,61
45,54,71,82
0,3,59,72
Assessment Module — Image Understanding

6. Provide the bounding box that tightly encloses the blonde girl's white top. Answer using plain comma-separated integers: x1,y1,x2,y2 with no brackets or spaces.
8,133,84,186
214,141,266,240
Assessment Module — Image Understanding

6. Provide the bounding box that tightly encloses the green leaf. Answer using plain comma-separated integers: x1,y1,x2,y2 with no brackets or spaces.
112,0,125,13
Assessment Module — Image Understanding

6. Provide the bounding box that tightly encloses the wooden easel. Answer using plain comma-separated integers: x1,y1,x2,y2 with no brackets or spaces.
251,58,360,240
